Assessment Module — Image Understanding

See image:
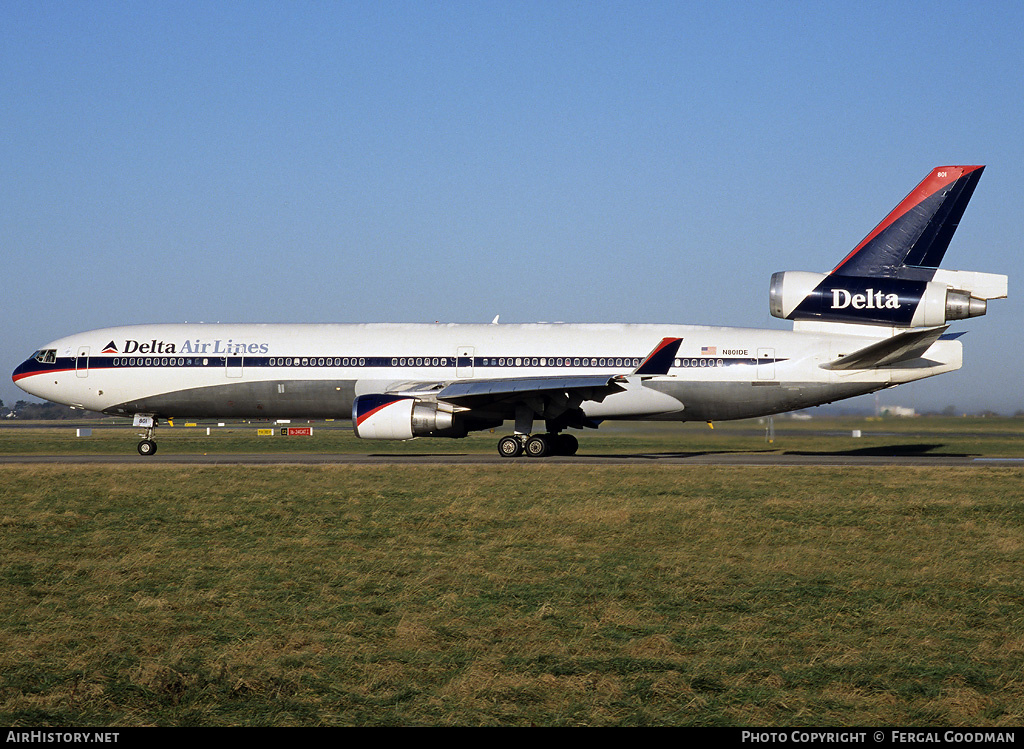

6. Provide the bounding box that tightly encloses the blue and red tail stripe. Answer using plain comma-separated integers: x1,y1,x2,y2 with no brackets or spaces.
831,165,984,279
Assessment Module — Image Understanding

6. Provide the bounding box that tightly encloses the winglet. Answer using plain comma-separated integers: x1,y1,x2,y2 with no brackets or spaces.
632,337,682,376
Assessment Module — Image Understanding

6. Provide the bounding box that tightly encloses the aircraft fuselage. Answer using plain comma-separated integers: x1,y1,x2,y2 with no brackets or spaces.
13,321,960,424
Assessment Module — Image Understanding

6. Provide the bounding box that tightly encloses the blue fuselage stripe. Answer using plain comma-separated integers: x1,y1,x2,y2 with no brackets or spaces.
16,354,782,379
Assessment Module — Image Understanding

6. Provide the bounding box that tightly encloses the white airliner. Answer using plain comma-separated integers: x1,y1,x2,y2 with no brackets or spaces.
13,166,1007,457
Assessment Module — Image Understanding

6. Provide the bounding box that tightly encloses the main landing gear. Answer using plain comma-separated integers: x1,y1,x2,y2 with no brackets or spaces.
497,404,583,458
497,432,579,458
134,415,158,456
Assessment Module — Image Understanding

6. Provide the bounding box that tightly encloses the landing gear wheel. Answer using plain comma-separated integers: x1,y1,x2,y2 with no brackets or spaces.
498,435,523,458
555,433,579,456
525,434,551,458
137,439,158,456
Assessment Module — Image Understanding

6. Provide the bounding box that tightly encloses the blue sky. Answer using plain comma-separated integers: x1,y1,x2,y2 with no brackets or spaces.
3,1,1022,414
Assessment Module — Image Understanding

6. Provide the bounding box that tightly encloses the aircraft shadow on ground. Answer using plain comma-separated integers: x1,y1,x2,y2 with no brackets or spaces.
591,448,779,460
593,443,975,459
361,443,978,460
783,442,973,458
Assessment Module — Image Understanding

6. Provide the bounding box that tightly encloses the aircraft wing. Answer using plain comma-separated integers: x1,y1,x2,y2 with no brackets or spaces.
383,337,682,418
436,374,625,407
435,337,683,405
821,326,949,370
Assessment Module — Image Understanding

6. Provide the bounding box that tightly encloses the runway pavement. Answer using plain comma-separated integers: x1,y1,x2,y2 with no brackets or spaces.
2,452,1020,467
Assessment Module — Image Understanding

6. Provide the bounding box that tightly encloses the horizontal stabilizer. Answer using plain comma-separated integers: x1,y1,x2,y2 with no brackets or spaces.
821,326,949,370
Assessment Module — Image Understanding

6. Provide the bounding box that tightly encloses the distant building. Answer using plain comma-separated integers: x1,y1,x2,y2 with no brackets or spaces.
879,406,917,418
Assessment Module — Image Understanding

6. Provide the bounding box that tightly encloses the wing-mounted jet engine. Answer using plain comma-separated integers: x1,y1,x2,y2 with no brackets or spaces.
353,394,470,440
769,166,1007,328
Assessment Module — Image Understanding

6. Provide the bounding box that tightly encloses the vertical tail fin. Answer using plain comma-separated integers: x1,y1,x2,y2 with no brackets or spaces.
830,165,985,280
770,165,1005,328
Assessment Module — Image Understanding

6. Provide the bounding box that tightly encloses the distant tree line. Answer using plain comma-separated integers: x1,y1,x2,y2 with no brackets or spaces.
1,398,105,420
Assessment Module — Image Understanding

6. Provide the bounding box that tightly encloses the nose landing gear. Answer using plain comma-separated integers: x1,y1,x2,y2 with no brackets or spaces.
134,414,159,456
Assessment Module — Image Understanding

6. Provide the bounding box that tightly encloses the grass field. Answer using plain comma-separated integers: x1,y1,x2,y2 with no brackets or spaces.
1,419,1022,726
2,415,1023,458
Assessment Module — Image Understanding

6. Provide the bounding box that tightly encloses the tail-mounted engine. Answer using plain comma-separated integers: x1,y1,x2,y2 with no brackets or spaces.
352,394,467,440
769,269,1006,328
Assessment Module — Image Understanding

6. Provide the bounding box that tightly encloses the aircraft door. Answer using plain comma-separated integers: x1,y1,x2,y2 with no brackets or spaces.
757,347,776,380
76,346,90,378
226,355,243,378
456,346,474,378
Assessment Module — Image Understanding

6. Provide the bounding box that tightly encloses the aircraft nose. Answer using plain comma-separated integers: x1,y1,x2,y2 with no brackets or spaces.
12,354,54,399
13,357,34,384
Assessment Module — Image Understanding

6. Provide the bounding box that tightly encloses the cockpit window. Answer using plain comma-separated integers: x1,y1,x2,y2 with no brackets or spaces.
33,349,57,364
